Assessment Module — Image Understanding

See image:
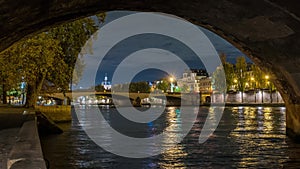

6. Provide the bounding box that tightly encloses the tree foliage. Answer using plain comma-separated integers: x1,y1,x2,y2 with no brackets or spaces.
95,84,107,92
235,56,248,93
112,81,150,93
156,79,171,92
217,53,277,103
48,13,106,85
129,81,150,93
0,13,106,107
212,65,227,93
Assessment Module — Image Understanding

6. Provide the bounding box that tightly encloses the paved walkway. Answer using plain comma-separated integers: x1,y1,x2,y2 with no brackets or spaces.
0,105,34,130
0,128,19,169
0,105,34,169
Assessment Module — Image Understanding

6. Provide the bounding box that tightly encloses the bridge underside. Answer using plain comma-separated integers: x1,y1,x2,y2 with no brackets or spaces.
1,0,300,139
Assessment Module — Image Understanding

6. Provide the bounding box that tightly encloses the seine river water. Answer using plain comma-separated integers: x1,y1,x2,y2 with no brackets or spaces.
41,106,300,169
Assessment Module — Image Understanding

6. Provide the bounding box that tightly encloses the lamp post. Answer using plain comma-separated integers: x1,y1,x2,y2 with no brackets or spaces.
265,75,269,80
262,75,269,103
251,77,256,103
245,82,249,88
267,81,272,103
169,77,174,93
233,79,238,91
233,79,238,102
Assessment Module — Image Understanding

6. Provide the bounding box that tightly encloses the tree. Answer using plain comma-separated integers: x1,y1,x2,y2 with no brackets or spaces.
0,33,68,107
0,48,21,104
235,56,248,102
212,65,226,93
129,81,150,93
48,13,106,87
156,79,170,92
180,84,190,93
95,84,106,92
251,64,264,89
219,53,235,91
0,13,106,107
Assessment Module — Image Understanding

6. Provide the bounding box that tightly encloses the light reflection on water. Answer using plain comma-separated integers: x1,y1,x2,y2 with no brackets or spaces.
229,107,288,168
159,107,187,169
41,106,300,169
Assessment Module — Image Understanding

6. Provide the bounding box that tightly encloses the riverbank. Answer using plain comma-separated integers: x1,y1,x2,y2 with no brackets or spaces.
0,128,19,169
0,104,33,130
140,102,286,107
227,103,284,107
0,105,46,169
0,105,30,168
202,102,285,107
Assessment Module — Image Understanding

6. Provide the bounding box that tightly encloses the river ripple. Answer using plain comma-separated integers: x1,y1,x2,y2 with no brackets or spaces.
41,106,300,169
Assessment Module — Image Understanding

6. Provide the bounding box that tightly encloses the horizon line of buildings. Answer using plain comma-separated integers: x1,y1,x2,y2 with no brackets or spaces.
94,69,212,93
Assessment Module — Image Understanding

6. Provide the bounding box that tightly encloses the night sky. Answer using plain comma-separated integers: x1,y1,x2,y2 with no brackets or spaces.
73,11,251,89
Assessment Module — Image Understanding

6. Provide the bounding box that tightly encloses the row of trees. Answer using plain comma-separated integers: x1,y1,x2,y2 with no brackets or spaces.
94,78,176,93
213,54,276,102
0,13,106,107
107,82,151,93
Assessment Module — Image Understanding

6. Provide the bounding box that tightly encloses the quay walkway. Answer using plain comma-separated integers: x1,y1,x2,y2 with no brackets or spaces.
0,105,46,169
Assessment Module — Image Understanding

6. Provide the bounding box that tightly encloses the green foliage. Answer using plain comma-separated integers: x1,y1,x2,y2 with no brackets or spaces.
0,13,106,107
112,81,150,93
0,32,68,107
7,88,21,97
95,84,106,92
216,53,276,99
180,84,190,93
174,86,181,92
223,63,235,91
216,53,235,92
1,32,67,87
36,105,71,122
129,81,150,93
235,56,248,92
48,13,106,85
212,65,227,93
251,64,273,89
251,64,262,89
0,46,22,90
156,80,170,92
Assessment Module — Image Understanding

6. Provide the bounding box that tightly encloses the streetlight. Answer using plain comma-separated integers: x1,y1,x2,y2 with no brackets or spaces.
265,75,269,80
233,79,237,91
267,81,272,103
250,77,255,87
262,75,269,103
169,77,175,93
250,77,256,103
245,82,249,88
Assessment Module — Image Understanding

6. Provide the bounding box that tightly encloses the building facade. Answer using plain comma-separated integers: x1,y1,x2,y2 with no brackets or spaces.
177,69,212,93
101,74,112,90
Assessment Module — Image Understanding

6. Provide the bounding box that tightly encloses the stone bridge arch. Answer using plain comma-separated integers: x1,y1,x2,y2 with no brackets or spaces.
1,0,300,138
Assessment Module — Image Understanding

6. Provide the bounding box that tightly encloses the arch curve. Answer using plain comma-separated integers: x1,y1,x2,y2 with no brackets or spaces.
1,0,300,139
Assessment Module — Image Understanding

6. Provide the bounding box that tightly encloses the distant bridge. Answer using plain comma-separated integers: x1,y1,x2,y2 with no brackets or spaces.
43,91,180,100
42,91,211,102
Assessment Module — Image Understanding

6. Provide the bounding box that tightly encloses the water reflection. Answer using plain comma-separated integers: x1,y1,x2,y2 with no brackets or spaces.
159,107,187,169
230,107,289,168
41,106,300,169
160,145,187,169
